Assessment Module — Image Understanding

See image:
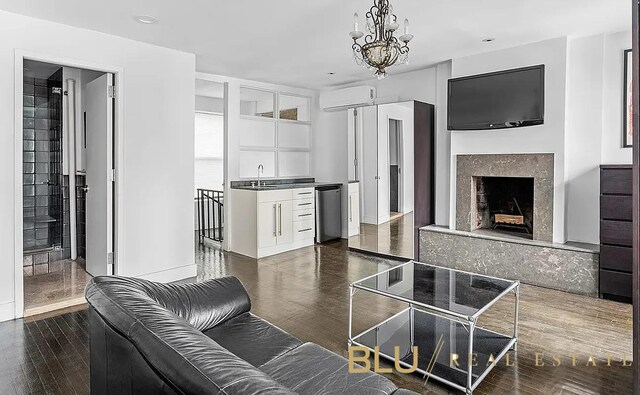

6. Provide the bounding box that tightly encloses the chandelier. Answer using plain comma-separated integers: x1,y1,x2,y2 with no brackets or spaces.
350,0,413,79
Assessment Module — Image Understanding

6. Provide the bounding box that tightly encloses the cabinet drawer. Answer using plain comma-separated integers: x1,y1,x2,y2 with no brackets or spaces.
601,168,632,195
600,220,632,246
600,195,632,221
293,218,315,241
293,207,314,221
600,245,632,273
293,198,315,210
293,188,314,199
600,269,632,298
258,189,292,203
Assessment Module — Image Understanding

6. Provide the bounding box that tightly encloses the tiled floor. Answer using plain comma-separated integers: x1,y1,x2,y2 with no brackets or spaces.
0,240,633,394
348,211,414,258
24,259,91,317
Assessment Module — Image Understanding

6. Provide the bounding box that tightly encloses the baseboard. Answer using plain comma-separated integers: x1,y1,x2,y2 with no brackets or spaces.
138,264,197,283
0,301,16,323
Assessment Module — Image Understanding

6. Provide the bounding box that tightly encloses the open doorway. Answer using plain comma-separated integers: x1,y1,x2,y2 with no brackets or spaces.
194,79,225,248
389,118,403,219
21,59,116,316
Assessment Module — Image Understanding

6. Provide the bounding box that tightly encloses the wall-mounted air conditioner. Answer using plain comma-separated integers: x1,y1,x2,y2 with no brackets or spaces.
319,86,376,111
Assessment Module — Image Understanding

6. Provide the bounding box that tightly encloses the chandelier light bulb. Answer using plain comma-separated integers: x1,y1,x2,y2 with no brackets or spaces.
353,13,359,32
404,18,409,35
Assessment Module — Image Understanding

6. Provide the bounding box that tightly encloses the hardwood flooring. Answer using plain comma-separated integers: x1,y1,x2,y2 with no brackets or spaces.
0,240,633,394
349,211,414,259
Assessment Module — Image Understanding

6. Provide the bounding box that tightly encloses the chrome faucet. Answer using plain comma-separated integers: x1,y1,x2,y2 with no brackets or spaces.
257,164,264,187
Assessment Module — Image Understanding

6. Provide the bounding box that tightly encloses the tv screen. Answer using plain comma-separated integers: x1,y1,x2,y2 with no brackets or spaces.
447,65,545,130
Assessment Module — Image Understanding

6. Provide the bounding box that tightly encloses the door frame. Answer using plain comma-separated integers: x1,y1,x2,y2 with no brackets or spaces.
13,49,124,319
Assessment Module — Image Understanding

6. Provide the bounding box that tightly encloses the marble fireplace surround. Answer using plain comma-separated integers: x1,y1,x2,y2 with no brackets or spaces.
455,153,554,242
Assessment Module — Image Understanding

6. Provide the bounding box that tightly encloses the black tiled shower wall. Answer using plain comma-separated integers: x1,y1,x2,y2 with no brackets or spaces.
23,69,87,271
22,69,65,263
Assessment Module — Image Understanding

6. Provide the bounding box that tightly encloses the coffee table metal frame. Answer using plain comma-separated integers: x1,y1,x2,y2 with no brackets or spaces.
348,261,520,394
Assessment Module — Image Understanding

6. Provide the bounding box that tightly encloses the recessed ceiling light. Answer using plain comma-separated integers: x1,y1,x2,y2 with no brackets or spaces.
482,38,496,43
135,15,158,24
328,72,335,75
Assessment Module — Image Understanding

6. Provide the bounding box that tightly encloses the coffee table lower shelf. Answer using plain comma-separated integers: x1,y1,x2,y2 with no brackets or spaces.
350,307,516,393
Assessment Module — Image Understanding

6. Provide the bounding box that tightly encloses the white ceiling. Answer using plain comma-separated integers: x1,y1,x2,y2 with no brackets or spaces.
0,0,631,89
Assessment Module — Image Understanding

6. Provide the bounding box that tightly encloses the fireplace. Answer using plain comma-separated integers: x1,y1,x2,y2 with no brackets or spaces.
473,176,534,239
455,153,554,242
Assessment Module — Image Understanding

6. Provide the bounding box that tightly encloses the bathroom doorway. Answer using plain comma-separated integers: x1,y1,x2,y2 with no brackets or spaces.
20,59,117,316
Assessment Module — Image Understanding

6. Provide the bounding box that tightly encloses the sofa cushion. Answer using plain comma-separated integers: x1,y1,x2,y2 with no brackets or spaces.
259,342,398,395
204,312,303,367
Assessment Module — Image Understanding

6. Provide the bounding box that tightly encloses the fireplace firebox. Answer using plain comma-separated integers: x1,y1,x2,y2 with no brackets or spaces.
473,176,534,239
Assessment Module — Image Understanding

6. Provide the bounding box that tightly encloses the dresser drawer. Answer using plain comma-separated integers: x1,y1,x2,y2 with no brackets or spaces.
600,269,632,299
293,218,315,241
600,168,632,195
600,220,632,247
600,195,632,221
293,188,315,199
293,198,315,210
600,245,632,273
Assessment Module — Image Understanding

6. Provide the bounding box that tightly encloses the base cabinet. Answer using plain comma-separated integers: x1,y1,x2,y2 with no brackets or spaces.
231,188,314,258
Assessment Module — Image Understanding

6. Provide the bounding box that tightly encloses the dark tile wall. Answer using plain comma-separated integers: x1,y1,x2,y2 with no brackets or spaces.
76,175,87,258
23,69,87,272
23,69,70,267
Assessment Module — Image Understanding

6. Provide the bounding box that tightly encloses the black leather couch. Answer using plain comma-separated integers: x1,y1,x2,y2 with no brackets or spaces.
85,275,417,394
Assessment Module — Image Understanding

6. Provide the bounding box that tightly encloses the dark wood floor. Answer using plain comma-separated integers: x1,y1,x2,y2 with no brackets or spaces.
0,240,633,394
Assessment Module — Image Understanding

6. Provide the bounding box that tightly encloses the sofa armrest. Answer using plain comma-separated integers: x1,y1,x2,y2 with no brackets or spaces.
153,276,252,332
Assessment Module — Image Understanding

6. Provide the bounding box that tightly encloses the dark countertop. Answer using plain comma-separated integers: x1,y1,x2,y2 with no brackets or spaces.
231,182,343,191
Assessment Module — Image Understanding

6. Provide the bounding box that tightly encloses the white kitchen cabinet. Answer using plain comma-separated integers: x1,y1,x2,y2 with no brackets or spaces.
230,187,315,258
348,182,360,237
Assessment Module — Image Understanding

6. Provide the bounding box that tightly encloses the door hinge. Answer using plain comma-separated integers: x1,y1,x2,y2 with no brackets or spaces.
107,252,114,266
108,168,116,182
108,86,115,99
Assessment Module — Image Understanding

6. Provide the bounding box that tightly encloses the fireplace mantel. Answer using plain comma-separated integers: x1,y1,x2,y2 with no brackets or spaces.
455,153,554,242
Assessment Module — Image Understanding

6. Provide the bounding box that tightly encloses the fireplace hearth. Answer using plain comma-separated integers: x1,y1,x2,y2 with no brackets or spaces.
474,176,534,238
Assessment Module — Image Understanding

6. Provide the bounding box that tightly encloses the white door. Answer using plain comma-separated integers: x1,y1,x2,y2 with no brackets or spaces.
85,74,114,277
276,200,293,245
258,201,277,248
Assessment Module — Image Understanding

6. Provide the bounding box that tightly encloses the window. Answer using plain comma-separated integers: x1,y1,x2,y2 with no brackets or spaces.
194,112,224,196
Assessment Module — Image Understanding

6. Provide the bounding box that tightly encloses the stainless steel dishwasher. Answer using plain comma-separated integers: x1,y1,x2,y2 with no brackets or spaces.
315,185,342,243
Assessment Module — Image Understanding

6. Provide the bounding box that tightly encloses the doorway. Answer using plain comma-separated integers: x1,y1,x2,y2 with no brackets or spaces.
19,58,117,316
194,79,226,247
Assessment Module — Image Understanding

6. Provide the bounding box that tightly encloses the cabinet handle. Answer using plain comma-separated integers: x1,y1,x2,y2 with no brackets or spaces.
273,204,277,237
298,228,313,233
349,196,352,221
278,204,282,236
297,192,312,195
298,213,312,217
298,202,312,206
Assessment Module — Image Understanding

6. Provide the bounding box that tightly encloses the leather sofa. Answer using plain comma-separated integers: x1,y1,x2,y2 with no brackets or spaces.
85,275,417,394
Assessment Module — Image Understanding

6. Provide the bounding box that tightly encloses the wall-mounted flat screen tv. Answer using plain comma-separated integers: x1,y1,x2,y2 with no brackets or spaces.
447,65,545,130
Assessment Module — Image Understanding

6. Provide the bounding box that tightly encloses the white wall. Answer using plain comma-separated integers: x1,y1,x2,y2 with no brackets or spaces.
0,10,196,321
449,37,569,243
565,34,605,243
602,31,633,164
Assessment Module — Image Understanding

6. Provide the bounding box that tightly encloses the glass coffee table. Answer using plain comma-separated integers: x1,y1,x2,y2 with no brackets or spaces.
348,261,519,394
